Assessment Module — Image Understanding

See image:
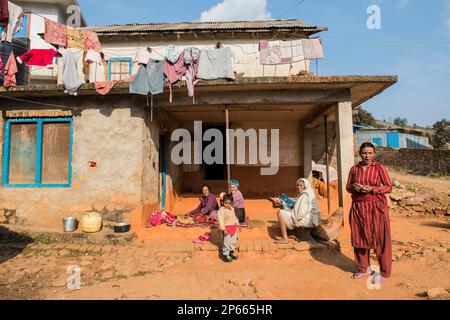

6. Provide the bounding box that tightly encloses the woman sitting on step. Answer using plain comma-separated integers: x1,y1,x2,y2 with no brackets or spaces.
271,178,321,244
186,185,220,221
220,179,247,223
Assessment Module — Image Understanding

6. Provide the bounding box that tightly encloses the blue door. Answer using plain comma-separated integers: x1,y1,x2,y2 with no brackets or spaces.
386,132,400,148
372,138,382,146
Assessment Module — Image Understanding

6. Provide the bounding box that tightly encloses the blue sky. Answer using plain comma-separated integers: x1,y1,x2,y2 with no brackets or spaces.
78,0,450,126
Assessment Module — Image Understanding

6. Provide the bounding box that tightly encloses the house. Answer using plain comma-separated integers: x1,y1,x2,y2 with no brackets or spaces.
0,19,397,229
355,128,430,149
11,0,87,83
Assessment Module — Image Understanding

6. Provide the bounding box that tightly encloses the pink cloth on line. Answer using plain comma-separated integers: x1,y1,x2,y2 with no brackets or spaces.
95,81,116,95
19,49,57,67
4,51,17,89
303,38,324,60
0,55,3,73
164,51,187,103
44,18,67,47
83,30,102,52
185,50,201,103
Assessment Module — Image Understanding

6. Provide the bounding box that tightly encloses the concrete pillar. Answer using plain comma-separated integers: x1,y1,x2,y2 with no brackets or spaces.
335,101,354,220
303,127,313,182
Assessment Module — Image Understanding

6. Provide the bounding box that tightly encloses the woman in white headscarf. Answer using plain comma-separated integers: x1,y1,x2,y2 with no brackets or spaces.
275,178,321,244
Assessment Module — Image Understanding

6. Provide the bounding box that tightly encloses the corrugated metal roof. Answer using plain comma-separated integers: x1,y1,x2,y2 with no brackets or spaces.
84,19,327,35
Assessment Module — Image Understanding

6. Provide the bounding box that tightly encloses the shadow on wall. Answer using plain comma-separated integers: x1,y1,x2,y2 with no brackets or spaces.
0,225,34,266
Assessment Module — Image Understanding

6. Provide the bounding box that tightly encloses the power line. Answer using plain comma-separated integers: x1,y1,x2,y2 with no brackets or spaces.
276,0,307,19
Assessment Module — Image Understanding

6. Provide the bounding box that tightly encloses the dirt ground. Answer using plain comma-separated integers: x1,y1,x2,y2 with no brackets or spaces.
0,170,449,300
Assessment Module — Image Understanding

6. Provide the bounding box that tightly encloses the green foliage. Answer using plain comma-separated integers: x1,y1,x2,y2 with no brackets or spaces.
431,119,450,150
354,108,376,126
394,117,408,127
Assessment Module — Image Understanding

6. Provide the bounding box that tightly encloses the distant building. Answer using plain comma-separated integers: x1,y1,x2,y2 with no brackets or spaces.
355,128,430,149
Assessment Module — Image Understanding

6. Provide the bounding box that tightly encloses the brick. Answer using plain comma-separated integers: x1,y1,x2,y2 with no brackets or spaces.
294,242,311,252
254,241,263,252
262,241,271,252
238,241,248,252
246,241,255,252
276,242,294,250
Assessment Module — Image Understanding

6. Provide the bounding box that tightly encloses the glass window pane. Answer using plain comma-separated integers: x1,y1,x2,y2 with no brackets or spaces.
41,122,71,185
9,123,37,184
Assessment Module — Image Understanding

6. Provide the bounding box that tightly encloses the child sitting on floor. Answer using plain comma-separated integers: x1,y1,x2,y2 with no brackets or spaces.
218,193,240,263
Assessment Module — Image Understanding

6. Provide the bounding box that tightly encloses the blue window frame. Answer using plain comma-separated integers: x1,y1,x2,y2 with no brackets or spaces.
2,118,73,188
108,57,132,81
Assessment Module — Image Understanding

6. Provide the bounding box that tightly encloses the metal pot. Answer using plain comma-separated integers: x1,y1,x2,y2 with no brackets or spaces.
63,217,79,232
114,222,131,233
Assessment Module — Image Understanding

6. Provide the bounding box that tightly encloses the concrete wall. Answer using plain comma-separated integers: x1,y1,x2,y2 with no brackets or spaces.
0,96,161,227
177,120,304,195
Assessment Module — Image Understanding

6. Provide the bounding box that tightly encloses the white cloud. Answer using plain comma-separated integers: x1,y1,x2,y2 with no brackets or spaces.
199,0,271,22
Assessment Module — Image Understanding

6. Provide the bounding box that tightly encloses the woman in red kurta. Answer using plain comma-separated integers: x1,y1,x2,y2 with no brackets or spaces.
347,142,393,282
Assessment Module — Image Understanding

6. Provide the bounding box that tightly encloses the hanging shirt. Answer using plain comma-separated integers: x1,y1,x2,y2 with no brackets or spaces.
163,52,186,103
302,38,324,60
0,0,9,29
85,50,101,64
44,18,67,47
135,48,151,65
3,51,17,88
18,49,57,67
197,47,235,80
129,59,164,96
1,1,23,43
83,30,101,52
67,27,85,50
62,49,83,95
165,44,181,64
259,40,294,65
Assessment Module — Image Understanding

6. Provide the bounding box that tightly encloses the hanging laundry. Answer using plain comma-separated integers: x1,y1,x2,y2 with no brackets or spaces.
0,0,9,29
197,47,235,80
0,54,3,74
17,49,57,67
83,30,101,52
130,59,164,96
95,81,117,95
85,50,101,64
135,48,151,65
302,38,324,60
1,1,23,43
67,27,85,50
165,44,181,64
183,47,200,65
164,51,187,103
259,40,293,65
62,49,83,96
3,51,17,89
184,48,201,103
44,18,67,47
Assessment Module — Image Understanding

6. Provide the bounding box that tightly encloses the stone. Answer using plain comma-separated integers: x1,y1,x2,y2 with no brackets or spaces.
432,247,448,253
390,194,403,202
58,249,70,256
401,199,423,206
427,287,449,299
277,242,294,250
294,242,311,252
80,260,92,267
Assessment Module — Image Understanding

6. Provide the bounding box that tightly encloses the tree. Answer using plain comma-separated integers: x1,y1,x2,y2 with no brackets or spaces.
394,117,408,127
354,108,376,127
431,119,450,150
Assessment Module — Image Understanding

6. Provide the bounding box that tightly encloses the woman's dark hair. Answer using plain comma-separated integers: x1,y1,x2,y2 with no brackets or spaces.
359,142,376,153
223,193,234,203
201,185,211,192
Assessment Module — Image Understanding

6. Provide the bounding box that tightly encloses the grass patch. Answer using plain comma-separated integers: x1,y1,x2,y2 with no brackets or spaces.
116,273,128,280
